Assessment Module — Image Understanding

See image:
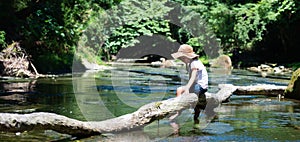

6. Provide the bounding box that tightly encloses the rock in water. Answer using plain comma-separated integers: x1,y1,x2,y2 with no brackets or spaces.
210,55,232,70
210,55,232,75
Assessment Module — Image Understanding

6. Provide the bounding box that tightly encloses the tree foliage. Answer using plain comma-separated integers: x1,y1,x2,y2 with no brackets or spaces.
0,0,299,73
180,0,297,53
80,0,174,61
0,31,6,47
0,0,120,73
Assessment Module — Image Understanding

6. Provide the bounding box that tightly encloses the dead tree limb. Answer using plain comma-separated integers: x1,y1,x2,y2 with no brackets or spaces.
206,84,238,102
233,84,287,96
0,93,198,137
0,112,99,137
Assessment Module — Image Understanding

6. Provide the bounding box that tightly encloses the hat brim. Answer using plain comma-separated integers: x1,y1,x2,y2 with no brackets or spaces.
171,52,199,59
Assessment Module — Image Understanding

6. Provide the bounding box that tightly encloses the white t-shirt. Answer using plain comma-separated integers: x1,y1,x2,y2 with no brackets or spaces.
188,59,208,90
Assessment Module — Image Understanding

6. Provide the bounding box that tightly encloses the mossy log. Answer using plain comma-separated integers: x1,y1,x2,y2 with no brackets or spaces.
0,84,287,137
284,68,300,99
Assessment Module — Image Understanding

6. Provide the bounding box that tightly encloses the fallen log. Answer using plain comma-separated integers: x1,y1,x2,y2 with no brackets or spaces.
233,84,287,96
0,93,198,137
206,84,287,102
0,83,287,137
0,112,99,137
206,84,237,102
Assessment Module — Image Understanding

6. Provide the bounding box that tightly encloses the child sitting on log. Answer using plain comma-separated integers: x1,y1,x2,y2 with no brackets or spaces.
171,44,208,124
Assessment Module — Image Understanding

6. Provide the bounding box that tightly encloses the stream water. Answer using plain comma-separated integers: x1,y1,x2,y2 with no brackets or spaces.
0,64,299,142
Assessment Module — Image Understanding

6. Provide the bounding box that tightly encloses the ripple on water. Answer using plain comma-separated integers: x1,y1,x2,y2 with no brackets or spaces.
202,122,234,134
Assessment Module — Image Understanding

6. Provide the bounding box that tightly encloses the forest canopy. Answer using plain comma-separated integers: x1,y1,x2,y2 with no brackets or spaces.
0,0,299,73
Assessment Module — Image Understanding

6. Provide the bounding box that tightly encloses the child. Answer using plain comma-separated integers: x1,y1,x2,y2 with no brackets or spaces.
171,44,208,124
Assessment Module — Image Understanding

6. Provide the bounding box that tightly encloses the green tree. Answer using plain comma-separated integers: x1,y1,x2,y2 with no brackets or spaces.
177,0,297,54
0,0,121,73
80,0,175,61
1,0,299,72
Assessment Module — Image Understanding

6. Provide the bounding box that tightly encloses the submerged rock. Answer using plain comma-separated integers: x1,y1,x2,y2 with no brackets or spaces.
284,68,300,100
202,122,234,134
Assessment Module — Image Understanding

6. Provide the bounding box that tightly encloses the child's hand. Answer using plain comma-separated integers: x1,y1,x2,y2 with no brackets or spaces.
176,86,190,97
182,86,190,94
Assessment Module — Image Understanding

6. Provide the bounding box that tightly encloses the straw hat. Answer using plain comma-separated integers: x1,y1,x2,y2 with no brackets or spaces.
171,44,199,59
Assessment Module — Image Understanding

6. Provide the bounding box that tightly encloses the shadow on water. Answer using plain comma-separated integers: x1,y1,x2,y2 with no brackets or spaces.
0,65,299,141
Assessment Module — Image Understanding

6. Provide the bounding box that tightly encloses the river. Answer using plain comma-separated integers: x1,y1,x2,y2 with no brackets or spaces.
0,64,299,141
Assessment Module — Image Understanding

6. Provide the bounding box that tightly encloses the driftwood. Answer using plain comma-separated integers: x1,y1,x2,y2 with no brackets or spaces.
0,93,198,137
0,84,287,137
206,84,286,103
0,42,40,78
215,84,287,97
233,84,287,96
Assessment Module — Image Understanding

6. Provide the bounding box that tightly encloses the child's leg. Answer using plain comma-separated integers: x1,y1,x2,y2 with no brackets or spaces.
194,87,207,124
193,104,201,124
169,111,181,135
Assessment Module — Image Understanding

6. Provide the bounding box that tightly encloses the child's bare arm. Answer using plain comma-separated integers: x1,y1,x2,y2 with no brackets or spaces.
183,69,197,94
